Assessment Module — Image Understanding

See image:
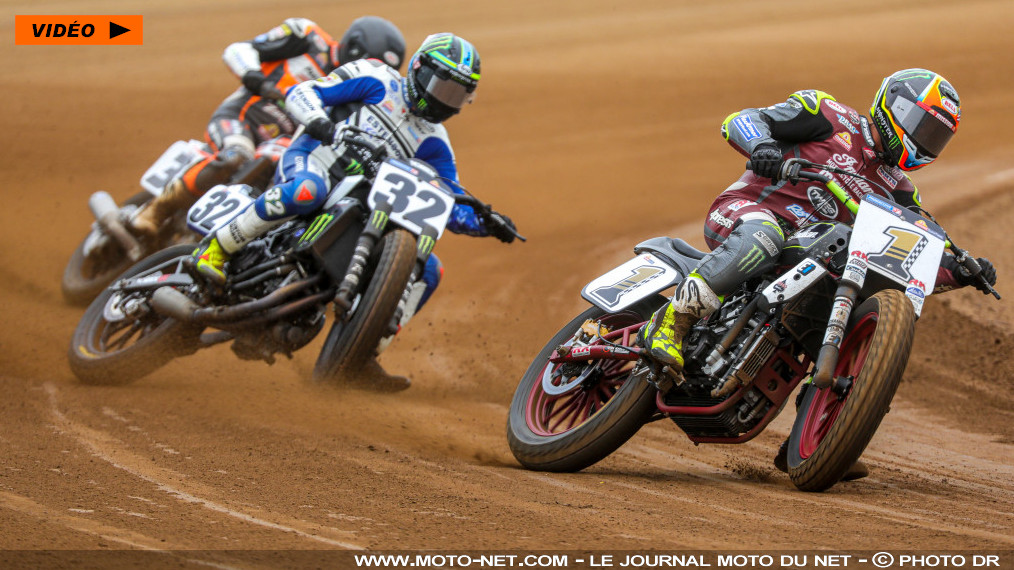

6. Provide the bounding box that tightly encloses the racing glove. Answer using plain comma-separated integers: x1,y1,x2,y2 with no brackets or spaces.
955,257,997,294
242,70,284,101
304,118,337,145
749,143,784,180
485,212,517,244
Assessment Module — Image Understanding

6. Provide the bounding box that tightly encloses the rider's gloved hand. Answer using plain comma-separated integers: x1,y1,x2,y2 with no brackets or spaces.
305,118,337,145
242,71,284,101
749,143,784,180
486,212,517,244
956,257,997,294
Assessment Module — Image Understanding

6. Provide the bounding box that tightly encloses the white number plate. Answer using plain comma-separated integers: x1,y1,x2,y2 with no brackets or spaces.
140,140,206,195
186,184,254,237
367,161,455,238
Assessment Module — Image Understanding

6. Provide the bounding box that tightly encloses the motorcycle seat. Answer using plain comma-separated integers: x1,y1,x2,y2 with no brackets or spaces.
633,237,707,276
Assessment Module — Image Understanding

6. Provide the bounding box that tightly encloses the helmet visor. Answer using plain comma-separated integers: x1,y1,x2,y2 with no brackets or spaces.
891,97,955,157
416,64,475,110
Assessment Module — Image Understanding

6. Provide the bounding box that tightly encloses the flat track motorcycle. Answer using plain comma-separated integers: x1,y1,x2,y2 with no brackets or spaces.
68,129,521,388
61,137,287,305
507,158,998,492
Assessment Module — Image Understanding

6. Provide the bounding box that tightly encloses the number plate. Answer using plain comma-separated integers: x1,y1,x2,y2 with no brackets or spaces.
186,184,254,237
849,195,946,315
140,140,207,195
367,160,455,238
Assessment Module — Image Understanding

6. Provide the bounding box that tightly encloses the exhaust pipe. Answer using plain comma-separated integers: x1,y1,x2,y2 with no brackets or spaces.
150,286,200,322
89,191,144,261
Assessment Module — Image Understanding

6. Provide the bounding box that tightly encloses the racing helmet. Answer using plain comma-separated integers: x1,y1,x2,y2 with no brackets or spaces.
870,68,960,171
338,16,406,70
406,33,481,123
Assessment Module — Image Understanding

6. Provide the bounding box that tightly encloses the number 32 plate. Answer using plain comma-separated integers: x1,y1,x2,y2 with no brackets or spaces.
367,160,455,238
186,184,254,237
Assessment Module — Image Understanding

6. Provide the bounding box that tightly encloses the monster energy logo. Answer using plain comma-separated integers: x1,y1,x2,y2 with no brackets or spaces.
417,234,436,257
420,35,453,52
737,245,767,274
371,209,389,229
300,213,334,244
590,266,664,308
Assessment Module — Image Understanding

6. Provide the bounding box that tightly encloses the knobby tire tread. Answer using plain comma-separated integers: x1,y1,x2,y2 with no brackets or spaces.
312,229,417,384
787,289,914,491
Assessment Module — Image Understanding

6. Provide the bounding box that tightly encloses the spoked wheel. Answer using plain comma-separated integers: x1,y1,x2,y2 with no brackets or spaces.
507,296,664,472
68,244,203,386
786,289,915,491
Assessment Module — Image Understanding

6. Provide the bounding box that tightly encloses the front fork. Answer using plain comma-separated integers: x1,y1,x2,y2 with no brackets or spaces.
386,224,438,336
334,200,393,311
812,252,867,390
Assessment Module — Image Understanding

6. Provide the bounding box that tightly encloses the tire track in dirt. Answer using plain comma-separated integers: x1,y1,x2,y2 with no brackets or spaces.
43,382,365,550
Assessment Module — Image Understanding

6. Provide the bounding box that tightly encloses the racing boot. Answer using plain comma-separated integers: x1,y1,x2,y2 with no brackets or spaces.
130,178,198,239
131,143,252,239
773,438,870,481
638,273,722,370
192,236,230,286
347,358,411,392
192,204,283,285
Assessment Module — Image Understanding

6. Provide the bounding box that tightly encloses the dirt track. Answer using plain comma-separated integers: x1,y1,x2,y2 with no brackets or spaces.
2,0,1013,563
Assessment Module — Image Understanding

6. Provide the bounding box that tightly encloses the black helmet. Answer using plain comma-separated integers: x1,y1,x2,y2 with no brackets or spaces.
870,68,960,171
406,33,481,123
338,16,406,70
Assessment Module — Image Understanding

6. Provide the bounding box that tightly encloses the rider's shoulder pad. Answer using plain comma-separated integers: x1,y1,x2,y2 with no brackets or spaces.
789,89,837,115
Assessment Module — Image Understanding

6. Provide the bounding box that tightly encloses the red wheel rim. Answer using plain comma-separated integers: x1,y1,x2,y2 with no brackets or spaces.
798,312,878,458
524,316,639,437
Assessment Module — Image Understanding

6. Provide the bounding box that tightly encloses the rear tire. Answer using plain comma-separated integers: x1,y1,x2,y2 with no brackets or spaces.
786,289,915,491
68,244,203,385
312,229,417,385
506,297,664,472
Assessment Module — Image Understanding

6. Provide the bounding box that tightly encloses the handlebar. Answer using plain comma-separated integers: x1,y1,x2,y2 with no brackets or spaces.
451,193,527,243
748,157,1000,299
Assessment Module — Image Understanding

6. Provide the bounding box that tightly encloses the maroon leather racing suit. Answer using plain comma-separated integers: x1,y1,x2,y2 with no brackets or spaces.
709,89,963,291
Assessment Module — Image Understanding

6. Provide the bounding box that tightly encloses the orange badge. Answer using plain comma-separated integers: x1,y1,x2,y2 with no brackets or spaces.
15,15,143,46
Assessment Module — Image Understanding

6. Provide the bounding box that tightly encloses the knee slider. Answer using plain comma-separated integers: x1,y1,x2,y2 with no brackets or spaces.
256,173,327,219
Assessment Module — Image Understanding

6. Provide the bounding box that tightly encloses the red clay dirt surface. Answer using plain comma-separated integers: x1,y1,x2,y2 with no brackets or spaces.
2,0,1013,565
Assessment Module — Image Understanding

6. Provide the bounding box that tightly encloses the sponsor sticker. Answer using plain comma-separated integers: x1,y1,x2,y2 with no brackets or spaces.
942,98,959,115
785,203,818,225
753,231,779,256
732,115,762,141
825,99,848,114
837,115,859,134
834,132,853,151
877,165,899,189
807,186,839,218
709,210,734,229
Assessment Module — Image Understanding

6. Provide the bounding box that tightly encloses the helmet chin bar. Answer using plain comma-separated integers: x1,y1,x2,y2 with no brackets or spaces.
901,134,935,170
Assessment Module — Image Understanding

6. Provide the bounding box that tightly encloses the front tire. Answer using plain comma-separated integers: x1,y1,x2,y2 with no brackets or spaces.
68,244,203,385
312,229,417,385
786,289,915,491
506,297,663,472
